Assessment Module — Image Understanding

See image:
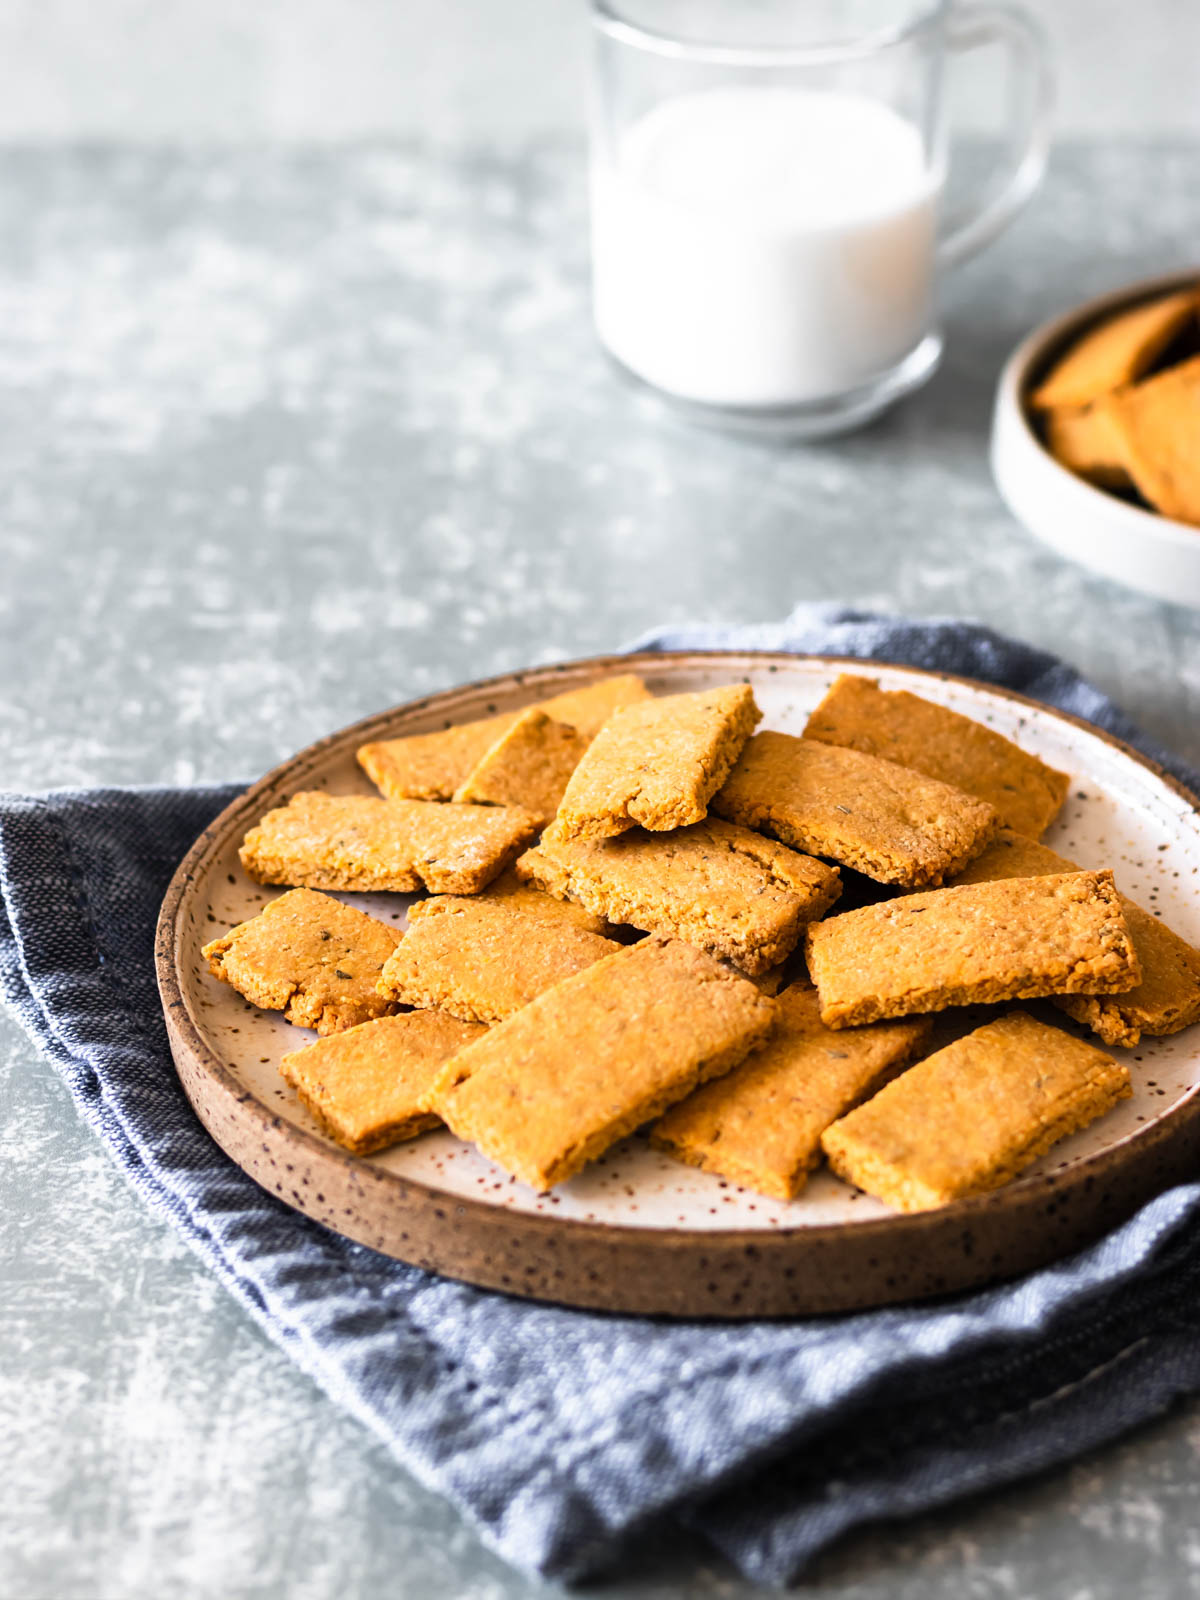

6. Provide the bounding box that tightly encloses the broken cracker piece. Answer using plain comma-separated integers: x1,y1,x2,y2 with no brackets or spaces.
1043,403,1134,490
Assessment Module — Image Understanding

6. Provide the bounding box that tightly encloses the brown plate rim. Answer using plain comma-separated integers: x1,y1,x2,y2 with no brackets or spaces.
154,649,1200,1313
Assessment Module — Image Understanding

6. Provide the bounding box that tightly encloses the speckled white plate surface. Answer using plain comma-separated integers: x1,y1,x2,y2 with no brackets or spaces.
157,652,1200,1316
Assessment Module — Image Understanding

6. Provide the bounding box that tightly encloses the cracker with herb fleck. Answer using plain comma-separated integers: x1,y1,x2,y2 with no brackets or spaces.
202,887,401,1035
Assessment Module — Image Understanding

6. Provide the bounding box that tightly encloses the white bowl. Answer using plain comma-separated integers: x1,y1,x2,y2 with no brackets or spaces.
990,269,1200,608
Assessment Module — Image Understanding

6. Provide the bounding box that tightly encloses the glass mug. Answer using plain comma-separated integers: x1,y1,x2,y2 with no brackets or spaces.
589,0,1054,437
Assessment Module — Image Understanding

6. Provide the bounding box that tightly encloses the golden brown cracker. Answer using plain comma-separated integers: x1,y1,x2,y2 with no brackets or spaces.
378,893,618,1023
452,709,589,826
280,1010,486,1153
357,674,651,800
953,827,1200,1047
1030,289,1198,411
426,935,776,1192
803,675,1069,839
713,730,997,887
1042,403,1132,490
652,986,931,1199
821,1011,1131,1212
805,870,1140,1028
551,683,761,841
516,816,839,975
1098,354,1200,526
239,791,539,896
202,887,401,1035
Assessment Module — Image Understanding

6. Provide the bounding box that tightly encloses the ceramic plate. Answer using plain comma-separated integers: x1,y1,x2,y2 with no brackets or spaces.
156,652,1200,1316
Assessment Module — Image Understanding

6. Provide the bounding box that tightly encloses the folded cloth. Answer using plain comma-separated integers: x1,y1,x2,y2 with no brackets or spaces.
4,604,1200,1588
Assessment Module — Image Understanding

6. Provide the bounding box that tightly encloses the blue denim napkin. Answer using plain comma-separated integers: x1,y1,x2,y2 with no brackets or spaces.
4,604,1200,1588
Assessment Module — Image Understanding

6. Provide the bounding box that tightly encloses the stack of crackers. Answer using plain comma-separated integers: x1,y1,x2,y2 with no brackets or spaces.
1030,284,1200,525
202,670,1200,1216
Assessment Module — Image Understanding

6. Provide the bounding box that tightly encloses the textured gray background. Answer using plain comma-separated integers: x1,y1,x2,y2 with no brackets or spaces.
1,0,1198,140
4,3,1200,1597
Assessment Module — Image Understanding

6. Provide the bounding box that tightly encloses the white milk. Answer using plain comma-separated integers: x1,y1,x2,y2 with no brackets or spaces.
591,87,941,408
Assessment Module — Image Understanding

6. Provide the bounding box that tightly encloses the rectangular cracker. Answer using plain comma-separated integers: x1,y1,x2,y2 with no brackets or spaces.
953,827,1200,1047
805,869,1141,1028
516,816,840,976
651,986,931,1198
378,894,618,1023
803,674,1070,838
1029,289,1198,411
713,730,997,887
357,673,651,800
1097,354,1200,526
550,684,761,841
425,935,777,1192
238,791,539,896
820,1011,1131,1212
280,1010,487,1154
452,708,589,825
201,887,401,1035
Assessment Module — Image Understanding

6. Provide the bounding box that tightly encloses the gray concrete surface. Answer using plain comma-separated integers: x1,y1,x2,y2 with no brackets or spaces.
3,139,1200,1597
0,0,1198,141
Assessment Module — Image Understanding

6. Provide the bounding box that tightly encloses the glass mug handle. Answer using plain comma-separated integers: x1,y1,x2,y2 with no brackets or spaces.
937,2,1055,269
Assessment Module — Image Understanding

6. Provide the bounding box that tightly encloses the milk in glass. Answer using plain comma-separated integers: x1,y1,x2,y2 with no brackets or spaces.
591,86,941,408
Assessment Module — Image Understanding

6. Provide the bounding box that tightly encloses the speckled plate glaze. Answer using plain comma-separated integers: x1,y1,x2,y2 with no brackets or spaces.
156,652,1200,1317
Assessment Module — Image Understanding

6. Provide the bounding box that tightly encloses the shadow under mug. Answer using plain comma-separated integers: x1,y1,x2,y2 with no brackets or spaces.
589,0,1054,439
